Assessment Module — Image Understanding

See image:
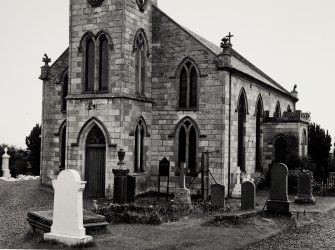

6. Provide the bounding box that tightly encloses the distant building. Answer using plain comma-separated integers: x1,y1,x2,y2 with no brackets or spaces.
39,0,309,197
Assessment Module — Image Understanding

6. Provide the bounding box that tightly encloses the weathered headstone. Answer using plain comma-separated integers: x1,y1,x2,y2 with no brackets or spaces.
174,163,191,206
295,170,315,203
232,167,241,198
44,170,93,246
2,148,11,178
158,157,170,200
266,163,291,214
241,181,256,210
211,184,225,208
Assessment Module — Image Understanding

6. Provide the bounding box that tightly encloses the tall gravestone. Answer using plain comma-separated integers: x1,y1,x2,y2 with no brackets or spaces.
211,184,225,208
2,148,11,178
44,170,93,246
266,163,291,214
295,170,315,203
241,181,255,210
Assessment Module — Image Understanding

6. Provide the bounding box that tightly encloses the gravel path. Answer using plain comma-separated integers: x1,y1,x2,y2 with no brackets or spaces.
246,211,335,249
0,180,53,248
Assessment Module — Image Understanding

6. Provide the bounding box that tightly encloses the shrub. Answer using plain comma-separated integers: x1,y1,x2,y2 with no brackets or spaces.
288,168,301,192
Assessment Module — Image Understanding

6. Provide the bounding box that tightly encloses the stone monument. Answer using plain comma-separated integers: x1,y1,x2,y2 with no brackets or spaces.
211,184,225,208
113,148,129,204
2,148,11,178
266,163,291,214
44,170,93,246
295,170,315,203
241,181,256,210
174,163,191,206
232,167,241,198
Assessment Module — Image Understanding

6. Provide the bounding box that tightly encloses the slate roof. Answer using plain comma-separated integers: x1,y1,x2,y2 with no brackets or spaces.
154,5,294,99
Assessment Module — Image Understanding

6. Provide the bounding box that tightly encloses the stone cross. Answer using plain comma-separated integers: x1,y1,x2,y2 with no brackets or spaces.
44,170,93,246
2,147,11,178
179,162,186,189
232,167,242,198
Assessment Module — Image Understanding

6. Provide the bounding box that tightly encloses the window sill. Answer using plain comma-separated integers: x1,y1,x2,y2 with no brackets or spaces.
132,172,147,176
176,107,198,112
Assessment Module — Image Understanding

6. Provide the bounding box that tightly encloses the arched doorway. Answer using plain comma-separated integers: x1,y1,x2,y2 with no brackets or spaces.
85,125,106,198
275,136,287,164
238,91,247,171
255,97,263,171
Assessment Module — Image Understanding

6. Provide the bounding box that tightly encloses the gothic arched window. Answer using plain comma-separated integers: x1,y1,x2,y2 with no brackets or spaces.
238,90,247,172
59,124,66,171
302,129,307,156
134,119,146,172
179,60,198,109
99,35,109,92
135,32,146,96
61,73,68,112
177,118,198,175
274,101,281,118
255,96,263,171
85,38,95,92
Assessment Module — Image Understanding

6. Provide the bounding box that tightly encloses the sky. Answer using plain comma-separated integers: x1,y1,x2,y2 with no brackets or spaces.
0,0,334,148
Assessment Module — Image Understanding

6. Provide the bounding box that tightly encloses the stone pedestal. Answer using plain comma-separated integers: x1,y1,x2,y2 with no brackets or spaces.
2,148,11,178
174,188,191,207
232,167,241,198
295,170,315,204
266,200,291,214
112,169,129,204
44,170,92,246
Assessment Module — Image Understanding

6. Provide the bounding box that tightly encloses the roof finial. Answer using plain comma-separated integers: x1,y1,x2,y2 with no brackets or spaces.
42,53,51,66
220,32,234,49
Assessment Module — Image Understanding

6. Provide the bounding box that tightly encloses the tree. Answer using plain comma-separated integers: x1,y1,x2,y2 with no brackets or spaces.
308,123,332,179
25,124,41,176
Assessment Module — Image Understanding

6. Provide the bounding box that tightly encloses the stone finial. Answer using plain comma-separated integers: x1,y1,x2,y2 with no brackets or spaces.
4,147,8,156
291,84,298,98
217,33,234,69
39,53,51,81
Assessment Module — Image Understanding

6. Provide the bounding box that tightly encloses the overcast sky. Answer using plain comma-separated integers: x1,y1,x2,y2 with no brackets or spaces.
0,0,334,148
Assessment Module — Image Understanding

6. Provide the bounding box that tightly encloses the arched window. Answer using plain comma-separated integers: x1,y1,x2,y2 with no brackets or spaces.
135,33,146,96
177,118,198,175
59,125,66,171
274,101,281,118
99,35,109,91
238,90,247,172
85,38,95,92
301,129,307,156
179,60,198,109
61,73,68,112
255,96,263,171
134,119,146,173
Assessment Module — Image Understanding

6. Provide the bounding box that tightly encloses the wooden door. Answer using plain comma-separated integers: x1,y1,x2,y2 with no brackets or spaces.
85,125,106,198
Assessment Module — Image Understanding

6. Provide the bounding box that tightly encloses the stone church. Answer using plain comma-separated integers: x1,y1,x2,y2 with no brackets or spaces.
39,0,310,197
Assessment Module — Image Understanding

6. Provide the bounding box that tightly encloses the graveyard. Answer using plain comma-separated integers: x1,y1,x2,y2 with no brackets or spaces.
2,169,335,249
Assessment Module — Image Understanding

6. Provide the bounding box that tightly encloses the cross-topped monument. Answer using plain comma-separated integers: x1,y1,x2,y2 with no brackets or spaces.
226,32,234,44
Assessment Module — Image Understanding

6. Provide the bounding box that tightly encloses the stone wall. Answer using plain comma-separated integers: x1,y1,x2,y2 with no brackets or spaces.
41,50,69,185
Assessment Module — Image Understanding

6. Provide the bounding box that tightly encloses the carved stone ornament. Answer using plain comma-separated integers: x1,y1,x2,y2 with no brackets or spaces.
136,0,147,11
88,0,104,7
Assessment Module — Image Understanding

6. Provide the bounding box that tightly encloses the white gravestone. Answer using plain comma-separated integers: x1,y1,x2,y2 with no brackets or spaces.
2,147,11,178
232,167,242,198
44,170,93,246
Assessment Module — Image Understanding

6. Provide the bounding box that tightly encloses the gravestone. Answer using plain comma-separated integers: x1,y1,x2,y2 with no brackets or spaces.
174,163,191,206
44,170,93,246
266,163,291,214
2,148,11,178
232,167,241,198
211,184,225,208
295,170,315,203
158,157,170,200
241,181,255,210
